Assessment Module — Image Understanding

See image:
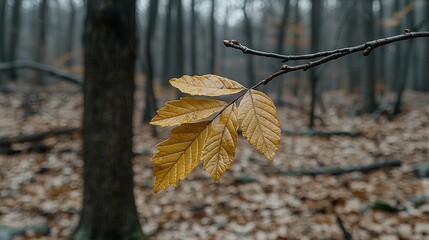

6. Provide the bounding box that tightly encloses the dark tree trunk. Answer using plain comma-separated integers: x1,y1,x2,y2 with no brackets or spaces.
9,0,22,80
161,0,173,86
243,0,256,86
361,0,377,113
392,0,415,114
190,0,197,74
142,0,159,130
66,0,76,67
424,1,429,91
309,0,321,129
377,0,385,95
36,0,48,84
71,0,145,239
292,0,301,97
209,0,215,73
0,0,6,63
175,0,184,77
392,0,402,91
275,0,290,106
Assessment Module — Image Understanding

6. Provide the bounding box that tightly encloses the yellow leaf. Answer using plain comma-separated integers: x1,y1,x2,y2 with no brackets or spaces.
170,74,245,96
150,97,226,127
152,121,212,193
202,104,238,181
238,89,281,160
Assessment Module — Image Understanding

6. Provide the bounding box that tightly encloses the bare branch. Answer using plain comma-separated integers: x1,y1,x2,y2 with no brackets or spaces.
224,31,429,62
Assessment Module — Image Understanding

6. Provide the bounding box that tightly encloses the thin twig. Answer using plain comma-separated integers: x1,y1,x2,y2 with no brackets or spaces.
224,31,429,62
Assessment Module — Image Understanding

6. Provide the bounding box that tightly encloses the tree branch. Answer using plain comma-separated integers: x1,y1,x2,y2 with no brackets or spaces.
224,31,429,62
0,61,82,85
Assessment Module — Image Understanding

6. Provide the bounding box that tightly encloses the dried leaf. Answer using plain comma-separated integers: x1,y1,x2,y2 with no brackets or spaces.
170,74,245,96
202,104,238,181
238,89,281,160
150,97,226,127
152,121,212,193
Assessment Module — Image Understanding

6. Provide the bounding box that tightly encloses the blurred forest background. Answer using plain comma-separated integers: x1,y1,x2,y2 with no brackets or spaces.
0,0,428,239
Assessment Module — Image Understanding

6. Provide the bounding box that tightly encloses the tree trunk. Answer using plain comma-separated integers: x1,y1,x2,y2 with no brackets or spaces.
243,0,256,86
292,0,301,97
209,0,215,73
71,1,145,239
392,0,415,114
190,0,197,74
66,0,76,67
424,1,429,91
9,0,22,80
361,0,377,113
0,0,6,62
36,0,48,84
161,0,173,86
377,0,386,95
275,0,290,106
142,0,159,129
309,0,321,129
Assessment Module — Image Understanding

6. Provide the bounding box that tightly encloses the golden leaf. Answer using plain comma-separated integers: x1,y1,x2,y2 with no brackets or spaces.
152,121,212,193
170,74,245,96
202,104,238,181
238,89,281,160
150,97,226,127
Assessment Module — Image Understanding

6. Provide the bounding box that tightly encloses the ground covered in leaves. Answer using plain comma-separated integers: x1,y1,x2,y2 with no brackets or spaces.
0,82,428,239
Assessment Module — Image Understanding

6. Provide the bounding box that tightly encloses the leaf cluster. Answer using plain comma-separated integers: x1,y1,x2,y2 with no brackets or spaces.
150,75,281,193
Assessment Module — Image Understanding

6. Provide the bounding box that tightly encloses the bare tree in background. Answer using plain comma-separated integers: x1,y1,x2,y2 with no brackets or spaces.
361,0,377,113
209,0,215,73
0,0,6,64
36,0,48,84
9,0,22,80
71,0,145,238
161,0,173,86
143,0,159,128
275,0,290,106
309,0,321,128
243,0,256,86
190,0,197,74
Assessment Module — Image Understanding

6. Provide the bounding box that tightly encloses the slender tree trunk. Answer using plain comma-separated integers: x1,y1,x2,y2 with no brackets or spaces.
209,0,215,73
143,0,159,131
309,0,321,129
377,0,385,95
0,0,6,63
175,0,184,77
9,0,22,80
161,0,173,86
71,1,146,239
243,0,256,86
392,0,402,91
393,0,415,114
424,1,429,91
361,0,377,113
275,0,290,106
292,0,300,97
190,0,197,74
36,0,48,84
66,0,76,67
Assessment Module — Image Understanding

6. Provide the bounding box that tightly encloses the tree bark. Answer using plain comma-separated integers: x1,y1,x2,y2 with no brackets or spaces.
161,0,173,86
9,0,22,80
36,0,48,84
275,0,290,106
190,0,197,74
424,1,429,91
71,0,145,239
66,0,76,67
142,0,159,128
0,0,6,63
243,0,256,86
361,0,377,113
309,0,321,129
209,0,216,73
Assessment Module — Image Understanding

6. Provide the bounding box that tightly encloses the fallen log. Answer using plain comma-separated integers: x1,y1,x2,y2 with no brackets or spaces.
0,127,80,148
0,61,82,86
250,157,401,176
282,129,362,137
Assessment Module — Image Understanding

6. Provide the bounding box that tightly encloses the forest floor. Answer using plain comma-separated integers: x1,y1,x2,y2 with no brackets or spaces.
0,82,428,240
